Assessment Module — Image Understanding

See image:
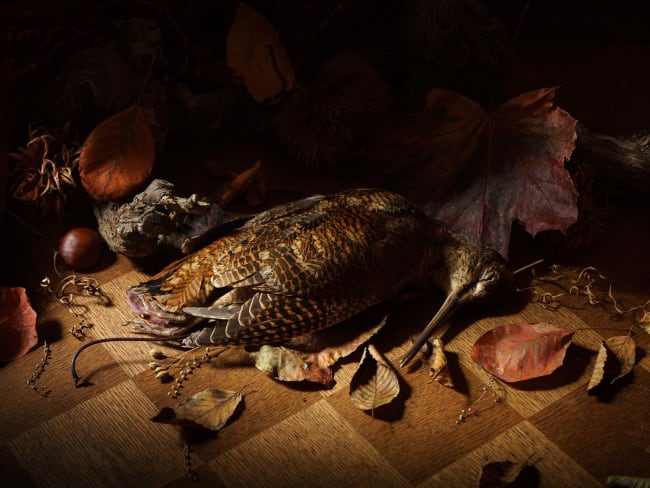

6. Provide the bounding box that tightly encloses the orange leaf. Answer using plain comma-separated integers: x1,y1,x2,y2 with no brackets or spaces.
227,2,294,102
471,323,574,382
0,287,38,361
79,104,155,201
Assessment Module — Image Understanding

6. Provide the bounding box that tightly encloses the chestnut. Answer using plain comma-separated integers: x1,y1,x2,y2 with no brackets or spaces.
58,227,103,270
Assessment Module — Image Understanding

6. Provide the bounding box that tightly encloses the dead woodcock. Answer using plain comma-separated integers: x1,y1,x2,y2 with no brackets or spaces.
126,188,513,366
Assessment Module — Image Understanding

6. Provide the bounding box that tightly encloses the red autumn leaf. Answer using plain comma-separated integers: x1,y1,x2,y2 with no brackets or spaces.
471,323,574,382
79,104,155,201
0,287,38,361
369,87,578,257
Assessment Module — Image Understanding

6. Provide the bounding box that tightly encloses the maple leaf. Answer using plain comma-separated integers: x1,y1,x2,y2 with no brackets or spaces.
470,323,574,383
79,104,155,202
368,87,578,257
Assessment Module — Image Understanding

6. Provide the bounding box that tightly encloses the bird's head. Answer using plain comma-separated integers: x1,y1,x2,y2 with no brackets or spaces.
400,234,514,367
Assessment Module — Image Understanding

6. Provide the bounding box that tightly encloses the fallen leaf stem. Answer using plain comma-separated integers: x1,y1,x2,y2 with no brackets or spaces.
71,335,187,386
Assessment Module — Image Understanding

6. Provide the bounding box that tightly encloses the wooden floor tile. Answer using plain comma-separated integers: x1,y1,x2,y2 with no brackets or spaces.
209,399,410,487
133,347,325,460
0,298,128,442
8,381,186,487
423,420,600,487
530,366,650,484
326,362,524,485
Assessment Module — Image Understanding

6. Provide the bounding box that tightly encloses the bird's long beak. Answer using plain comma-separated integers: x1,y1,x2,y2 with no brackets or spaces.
399,290,460,368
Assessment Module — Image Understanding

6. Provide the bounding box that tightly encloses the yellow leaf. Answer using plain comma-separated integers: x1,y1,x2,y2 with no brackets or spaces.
227,2,294,102
349,344,400,411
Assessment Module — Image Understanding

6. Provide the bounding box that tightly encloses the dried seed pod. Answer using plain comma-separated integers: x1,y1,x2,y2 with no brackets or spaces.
148,348,166,359
58,228,103,270
155,370,171,380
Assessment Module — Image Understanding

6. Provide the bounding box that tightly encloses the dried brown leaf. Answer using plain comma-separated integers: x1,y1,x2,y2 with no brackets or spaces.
227,2,294,102
79,104,155,201
478,460,538,487
637,310,650,334
349,344,400,411
250,316,386,386
217,160,265,208
471,323,574,383
587,343,609,392
607,336,636,382
588,336,636,392
151,388,242,431
0,287,38,361
423,337,453,387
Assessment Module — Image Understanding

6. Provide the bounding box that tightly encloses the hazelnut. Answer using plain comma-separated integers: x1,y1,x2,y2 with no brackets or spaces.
58,227,103,270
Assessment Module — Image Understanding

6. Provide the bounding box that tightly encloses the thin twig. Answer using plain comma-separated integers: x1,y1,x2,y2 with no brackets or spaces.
71,335,187,386
26,341,51,396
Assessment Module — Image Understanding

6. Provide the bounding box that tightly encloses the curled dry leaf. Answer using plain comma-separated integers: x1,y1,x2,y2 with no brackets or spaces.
0,287,38,361
79,104,155,201
588,336,636,392
419,338,453,387
151,388,243,431
227,2,294,102
636,310,650,334
250,316,387,386
429,338,451,386
471,323,574,383
349,344,400,411
478,460,538,488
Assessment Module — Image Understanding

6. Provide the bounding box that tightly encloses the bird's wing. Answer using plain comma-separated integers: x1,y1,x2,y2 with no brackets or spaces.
180,189,434,345
129,190,432,338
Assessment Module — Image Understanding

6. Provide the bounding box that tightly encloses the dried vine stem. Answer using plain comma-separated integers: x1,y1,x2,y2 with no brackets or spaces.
456,375,505,425
521,264,650,324
160,346,224,399
41,252,112,340
26,341,51,396
183,442,199,482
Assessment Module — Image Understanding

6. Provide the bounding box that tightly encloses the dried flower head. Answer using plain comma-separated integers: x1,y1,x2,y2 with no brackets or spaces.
8,125,80,217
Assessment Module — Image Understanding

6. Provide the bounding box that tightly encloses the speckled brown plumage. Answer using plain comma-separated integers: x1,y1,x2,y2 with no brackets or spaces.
126,188,512,365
